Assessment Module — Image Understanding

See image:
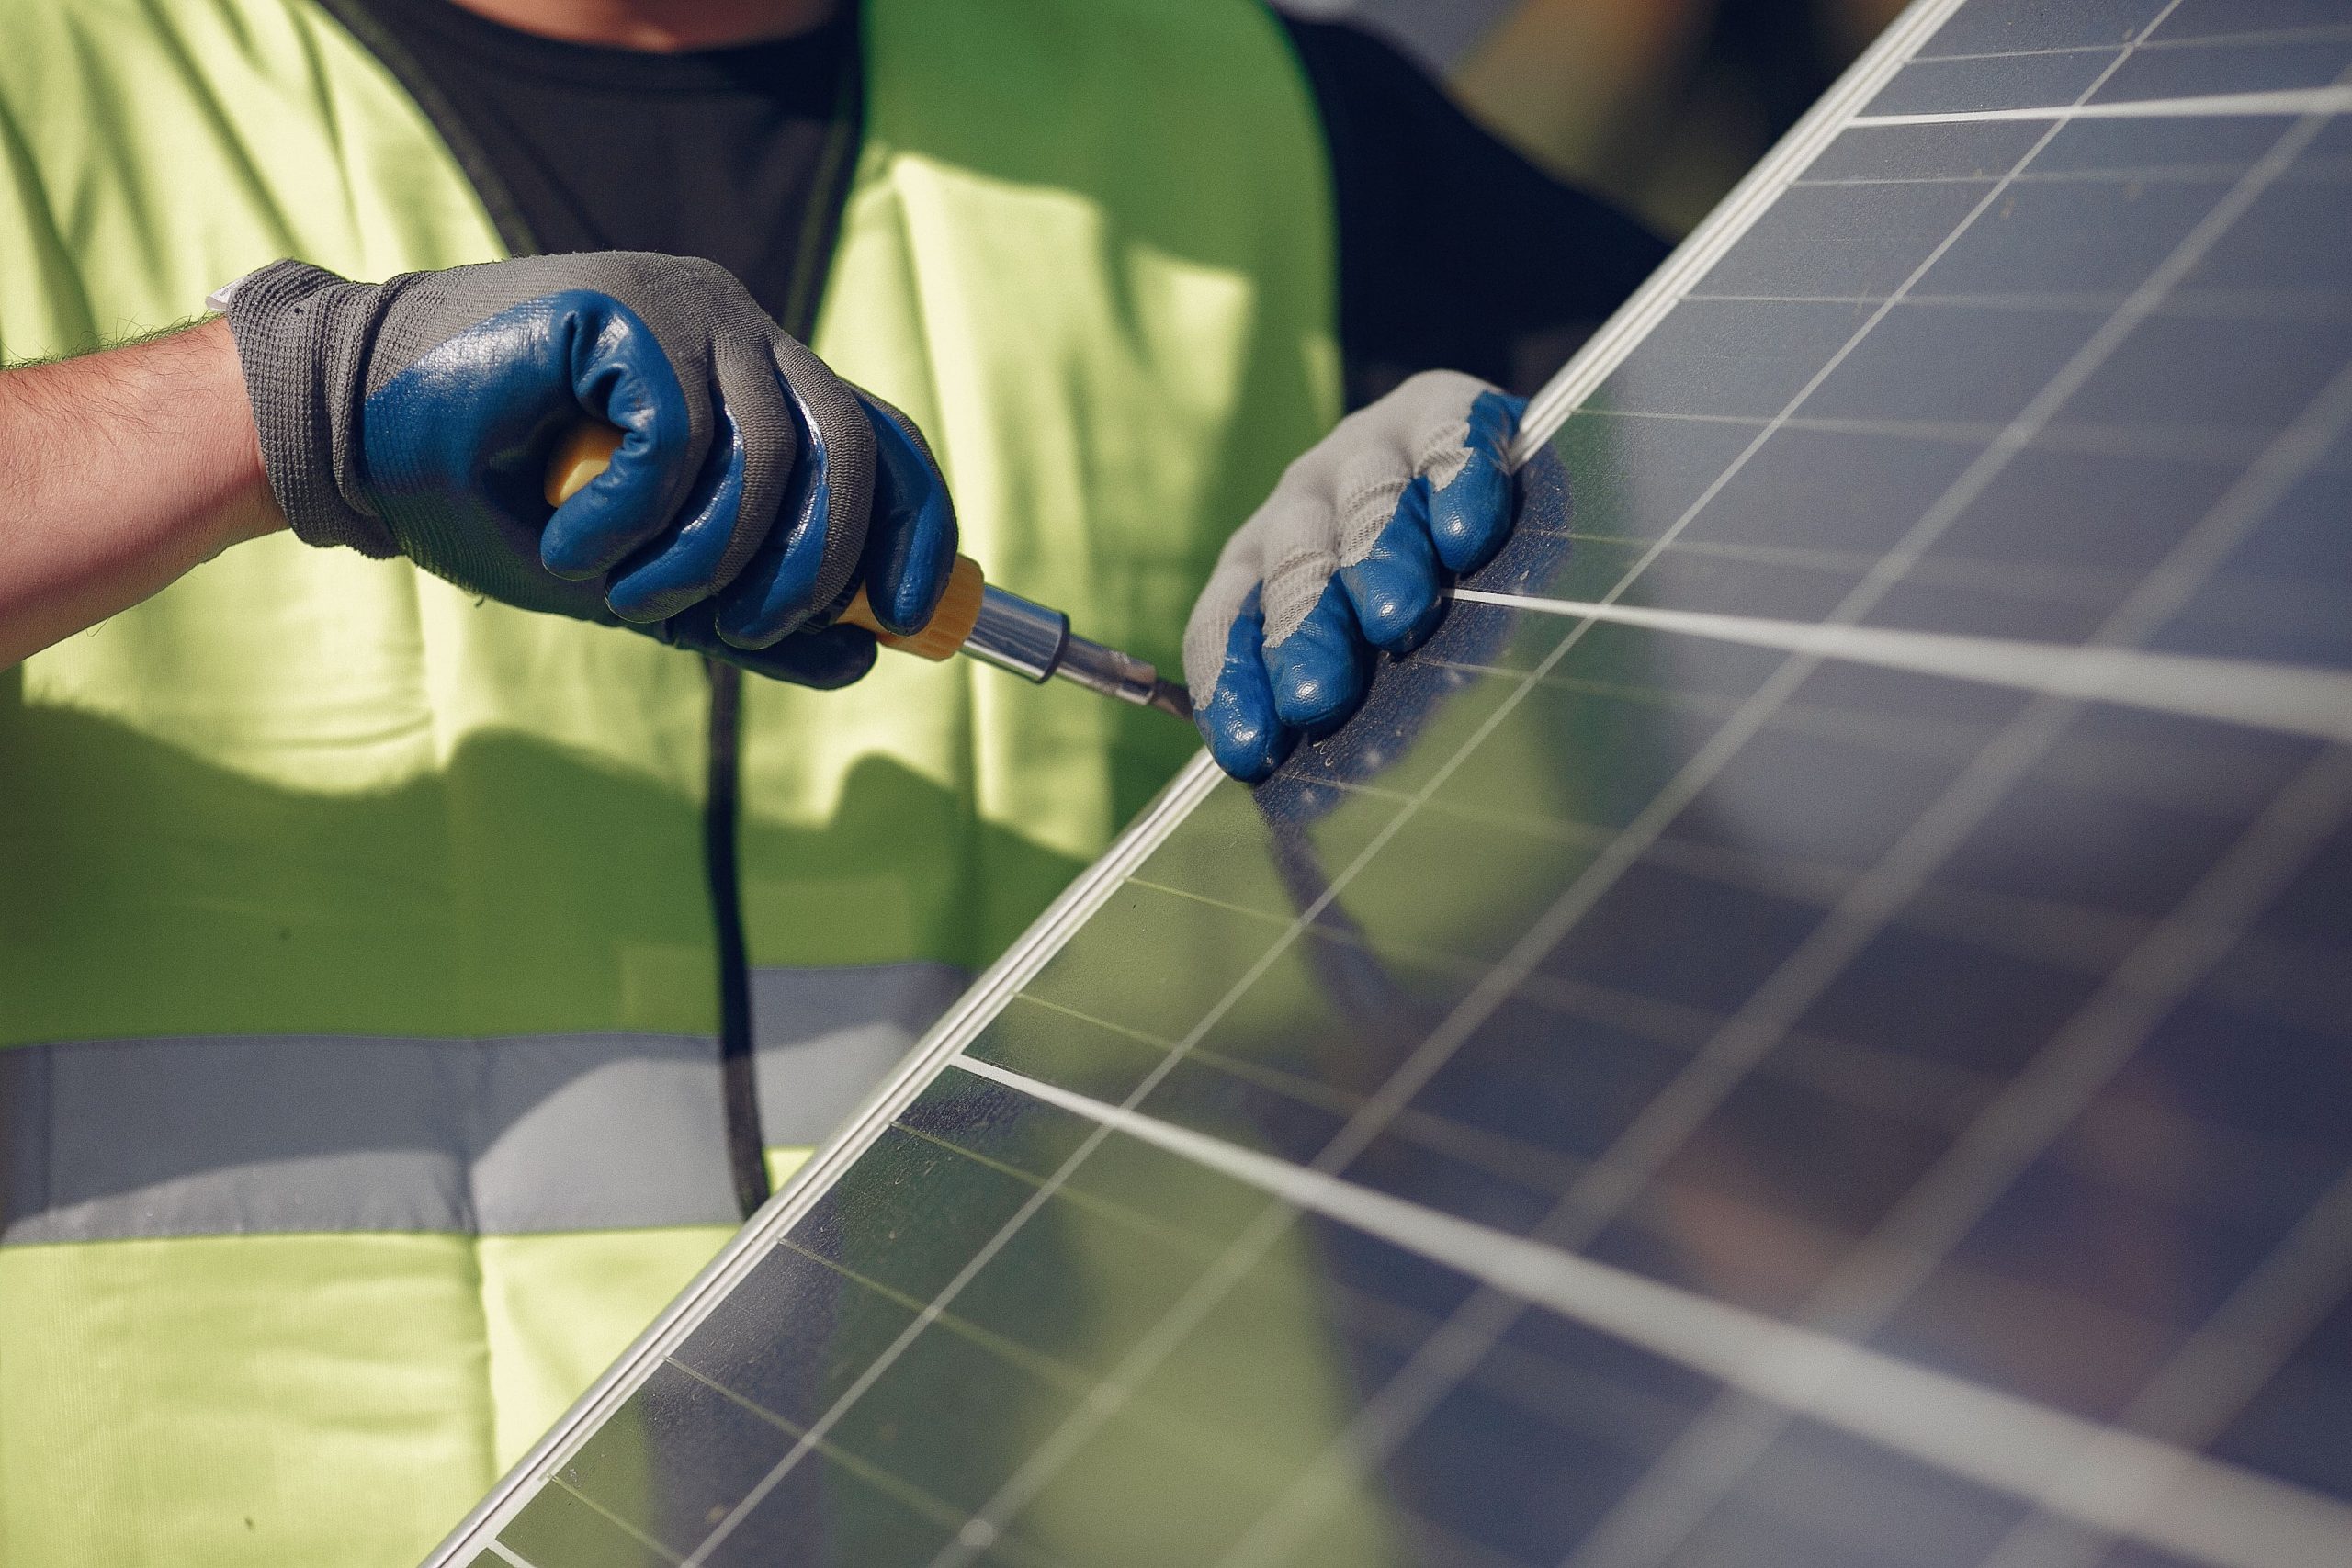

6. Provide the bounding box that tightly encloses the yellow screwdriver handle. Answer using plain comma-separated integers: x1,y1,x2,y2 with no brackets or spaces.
544,421,983,661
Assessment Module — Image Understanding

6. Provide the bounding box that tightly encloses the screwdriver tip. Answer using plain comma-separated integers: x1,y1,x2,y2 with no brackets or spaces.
1148,678,1193,723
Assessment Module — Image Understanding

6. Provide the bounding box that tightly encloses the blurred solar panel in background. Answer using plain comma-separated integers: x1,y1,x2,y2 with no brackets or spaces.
1284,0,1913,235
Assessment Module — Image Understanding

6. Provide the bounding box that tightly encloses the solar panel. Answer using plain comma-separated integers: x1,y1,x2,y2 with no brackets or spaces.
427,1,2352,1562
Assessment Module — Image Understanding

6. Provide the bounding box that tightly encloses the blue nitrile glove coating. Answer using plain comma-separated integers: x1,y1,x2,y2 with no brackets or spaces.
643,604,878,689
1200,588,1294,781
1267,578,1370,730
855,393,962,637
1339,476,1444,650
709,369,848,649
1429,390,1520,570
1184,372,1525,783
361,291,697,622
223,254,956,688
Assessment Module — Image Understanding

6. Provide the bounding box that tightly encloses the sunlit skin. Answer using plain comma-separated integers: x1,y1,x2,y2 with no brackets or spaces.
0,0,838,668
0,319,277,668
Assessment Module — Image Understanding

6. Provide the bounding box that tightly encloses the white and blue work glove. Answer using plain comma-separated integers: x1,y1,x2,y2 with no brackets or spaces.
1184,371,1525,782
223,254,955,685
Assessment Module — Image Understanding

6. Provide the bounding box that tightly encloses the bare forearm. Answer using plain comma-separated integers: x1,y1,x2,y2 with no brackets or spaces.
0,316,284,668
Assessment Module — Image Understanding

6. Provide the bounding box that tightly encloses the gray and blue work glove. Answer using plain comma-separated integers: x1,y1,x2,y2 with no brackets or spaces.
223,253,955,685
1184,371,1525,781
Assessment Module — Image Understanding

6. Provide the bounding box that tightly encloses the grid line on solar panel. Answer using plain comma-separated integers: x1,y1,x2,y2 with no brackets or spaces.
664,1153,1095,1564
1688,295,2352,312
741,1225,1209,1448
1540,531,2197,611
1451,584,2352,744
1856,86,2352,126
1912,31,2352,65
1572,502,2352,656
802,1137,1401,1496
1560,406,2342,469
536,1477,682,1566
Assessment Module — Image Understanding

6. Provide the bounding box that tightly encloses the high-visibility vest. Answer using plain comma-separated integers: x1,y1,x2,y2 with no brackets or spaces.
0,0,1346,1560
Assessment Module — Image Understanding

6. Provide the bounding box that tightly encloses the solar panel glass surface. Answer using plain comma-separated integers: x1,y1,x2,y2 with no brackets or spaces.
432,0,2352,1562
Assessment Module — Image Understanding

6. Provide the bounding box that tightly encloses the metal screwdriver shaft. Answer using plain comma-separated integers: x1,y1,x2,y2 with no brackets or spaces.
960,582,1194,720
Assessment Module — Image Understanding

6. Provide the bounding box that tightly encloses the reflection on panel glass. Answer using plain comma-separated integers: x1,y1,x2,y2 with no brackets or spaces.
448,1,2352,1563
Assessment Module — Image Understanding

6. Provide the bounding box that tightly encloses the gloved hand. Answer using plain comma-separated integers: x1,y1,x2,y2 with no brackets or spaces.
1183,371,1524,782
222,253,955,686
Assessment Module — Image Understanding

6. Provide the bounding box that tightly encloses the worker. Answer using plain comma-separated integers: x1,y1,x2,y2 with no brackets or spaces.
0,0,1665,1561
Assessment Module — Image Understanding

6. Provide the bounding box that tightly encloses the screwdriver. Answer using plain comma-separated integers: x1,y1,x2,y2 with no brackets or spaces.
547,424,1193,721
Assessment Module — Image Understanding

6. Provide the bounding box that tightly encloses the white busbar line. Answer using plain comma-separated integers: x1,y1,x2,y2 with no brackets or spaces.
1448,587,2352,747
951,1055,2352,1568
1852,85,2352,127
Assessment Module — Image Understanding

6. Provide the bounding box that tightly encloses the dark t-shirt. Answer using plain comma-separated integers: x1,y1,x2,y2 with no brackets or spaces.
351,0,1668,405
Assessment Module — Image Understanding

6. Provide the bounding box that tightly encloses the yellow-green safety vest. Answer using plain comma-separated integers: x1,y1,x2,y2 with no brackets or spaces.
0,0,1346,1560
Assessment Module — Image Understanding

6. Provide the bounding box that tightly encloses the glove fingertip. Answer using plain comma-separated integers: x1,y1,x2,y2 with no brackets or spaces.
594,412,760,614
1268,580,1368,732
1468,389,1527,454
1200,592,1293,784
1427,455,1515,575
1343,481,1444,653
1204,677,1293,784
858,395,959,636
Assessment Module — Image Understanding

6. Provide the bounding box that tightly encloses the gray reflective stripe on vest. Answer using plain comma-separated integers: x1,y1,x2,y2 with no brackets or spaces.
0,1032,741,1243
748,960,967,1145
0,962,969,1244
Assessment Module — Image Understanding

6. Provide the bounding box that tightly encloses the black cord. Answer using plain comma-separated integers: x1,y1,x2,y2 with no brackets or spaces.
702,658,771,1217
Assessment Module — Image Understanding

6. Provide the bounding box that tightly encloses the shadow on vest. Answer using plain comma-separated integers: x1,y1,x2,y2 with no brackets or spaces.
0,695,1091,1242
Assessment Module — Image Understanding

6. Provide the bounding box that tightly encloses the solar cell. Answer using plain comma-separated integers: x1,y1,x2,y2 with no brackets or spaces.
427,0,2352,1562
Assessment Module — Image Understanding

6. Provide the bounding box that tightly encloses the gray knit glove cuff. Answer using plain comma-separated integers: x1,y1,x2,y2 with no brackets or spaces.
224,259,402,558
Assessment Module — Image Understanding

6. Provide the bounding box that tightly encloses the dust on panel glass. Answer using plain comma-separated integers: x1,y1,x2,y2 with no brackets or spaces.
1865,49,2123,116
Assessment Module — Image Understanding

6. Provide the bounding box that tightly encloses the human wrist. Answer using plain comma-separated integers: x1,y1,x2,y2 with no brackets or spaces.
182,315,287,557
221,260,400,557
